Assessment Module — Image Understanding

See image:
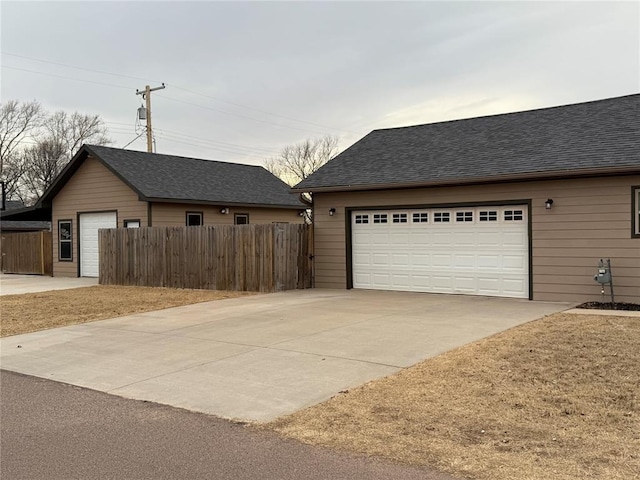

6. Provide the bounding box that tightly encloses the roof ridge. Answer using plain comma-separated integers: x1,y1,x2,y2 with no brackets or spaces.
86,144,264,169
371,92,640,133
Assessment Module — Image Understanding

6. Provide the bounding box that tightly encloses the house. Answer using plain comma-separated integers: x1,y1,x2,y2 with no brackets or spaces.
36,145,306,278
1,200,51,232
293,94,640,303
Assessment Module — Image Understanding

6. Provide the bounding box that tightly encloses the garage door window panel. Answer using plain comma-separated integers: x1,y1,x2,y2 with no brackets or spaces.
479,210,498,222
58,220,72,261
434,212,450,223
504,209,524,221
373,213,388,224
392,213,408,223
456,211,473,222
354,214,369,224
412,212,428,223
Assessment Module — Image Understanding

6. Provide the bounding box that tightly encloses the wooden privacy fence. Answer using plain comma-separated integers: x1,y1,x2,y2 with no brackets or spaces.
1,231,53,275
99,224,313,292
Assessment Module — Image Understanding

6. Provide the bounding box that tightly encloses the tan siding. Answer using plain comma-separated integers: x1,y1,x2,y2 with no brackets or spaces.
51,157,303,277
313,175,640,303
52,156,148,277
150,203,303,226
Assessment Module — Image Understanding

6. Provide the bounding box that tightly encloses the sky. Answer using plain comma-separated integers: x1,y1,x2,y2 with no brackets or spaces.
1,1,638,167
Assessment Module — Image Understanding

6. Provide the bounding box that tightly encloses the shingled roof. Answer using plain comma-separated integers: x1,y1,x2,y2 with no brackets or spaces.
294,94,640,192
39,145,305,209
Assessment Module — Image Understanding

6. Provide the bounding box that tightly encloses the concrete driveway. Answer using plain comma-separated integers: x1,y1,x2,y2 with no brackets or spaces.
0,273,97,295
0,289,571,422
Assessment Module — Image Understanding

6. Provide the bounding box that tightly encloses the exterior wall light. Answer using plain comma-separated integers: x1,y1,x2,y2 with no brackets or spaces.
220,207,230,214
329,208,336,216
545,199,554,210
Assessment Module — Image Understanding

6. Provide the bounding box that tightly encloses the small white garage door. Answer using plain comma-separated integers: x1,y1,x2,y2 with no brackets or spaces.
79,212,117,277
352,206,529,298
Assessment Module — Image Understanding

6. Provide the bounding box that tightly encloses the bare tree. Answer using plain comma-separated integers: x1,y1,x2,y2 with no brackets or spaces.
265,134,339,187
19,140,68,204
42,111,110,156
0,101,113,204
264,134,339,223
0,100,43,199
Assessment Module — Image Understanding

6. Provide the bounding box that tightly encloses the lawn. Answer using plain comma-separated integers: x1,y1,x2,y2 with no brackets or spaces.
0,285,254,337
268,313,640,480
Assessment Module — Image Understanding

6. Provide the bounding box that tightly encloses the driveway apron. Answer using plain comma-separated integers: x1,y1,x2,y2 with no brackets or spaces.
0,289,571,422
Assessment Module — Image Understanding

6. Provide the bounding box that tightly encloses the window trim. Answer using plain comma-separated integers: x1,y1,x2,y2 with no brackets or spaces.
58,219,73,262
186,211,203,226
234,213,249,225
633,186,640,238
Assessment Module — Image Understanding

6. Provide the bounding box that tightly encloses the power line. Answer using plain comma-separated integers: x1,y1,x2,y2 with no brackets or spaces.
154,128,278,154
2,52,163,84
159,94,330,136
171,85,362,135
2,65,132,90
2,51,362,135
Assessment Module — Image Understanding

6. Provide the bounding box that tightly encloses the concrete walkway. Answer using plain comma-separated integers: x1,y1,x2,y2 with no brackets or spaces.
0,273,97,295
0,289,571,422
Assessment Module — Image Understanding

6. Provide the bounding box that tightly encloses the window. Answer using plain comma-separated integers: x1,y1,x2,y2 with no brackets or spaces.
634,187,640,237
412,212,428,223
235,214,249,225
456,211,473,222
504,209,524,221
354,214,369,224
186,212,203,226
373,213,388,224
392,213,408,223
434,212,450,223
479,210,498,222
58,220,72,261
123,219,140,228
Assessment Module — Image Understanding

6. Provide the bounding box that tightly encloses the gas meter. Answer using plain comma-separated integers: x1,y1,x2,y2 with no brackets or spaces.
594,260,611,284
593,258,615,305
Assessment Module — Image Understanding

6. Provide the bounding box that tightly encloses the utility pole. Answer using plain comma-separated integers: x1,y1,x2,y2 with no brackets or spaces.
136,83,165,153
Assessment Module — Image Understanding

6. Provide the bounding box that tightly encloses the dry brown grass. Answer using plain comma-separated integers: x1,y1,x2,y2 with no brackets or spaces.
269,313,640,480
0,285,254,337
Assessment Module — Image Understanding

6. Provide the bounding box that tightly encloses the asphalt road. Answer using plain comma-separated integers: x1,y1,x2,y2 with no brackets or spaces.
0,370,456,480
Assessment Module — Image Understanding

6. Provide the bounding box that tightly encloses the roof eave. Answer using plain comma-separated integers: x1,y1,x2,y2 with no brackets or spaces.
146,197,305,209
292,166,640,193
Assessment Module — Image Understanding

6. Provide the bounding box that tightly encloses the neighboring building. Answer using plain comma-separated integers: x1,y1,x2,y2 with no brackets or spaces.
36,145,306,278
294,94,640,303
0,200,51,232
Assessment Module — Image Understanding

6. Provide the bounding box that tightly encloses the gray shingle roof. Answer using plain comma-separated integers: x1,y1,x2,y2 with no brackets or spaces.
0,220,50,231
295,94,640,191
81,146,304,208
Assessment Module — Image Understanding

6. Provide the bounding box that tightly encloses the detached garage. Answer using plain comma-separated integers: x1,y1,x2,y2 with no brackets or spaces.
294,94,640,303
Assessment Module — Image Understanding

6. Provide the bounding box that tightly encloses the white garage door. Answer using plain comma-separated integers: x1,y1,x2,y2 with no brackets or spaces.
79,212,117,277
352,206,529,298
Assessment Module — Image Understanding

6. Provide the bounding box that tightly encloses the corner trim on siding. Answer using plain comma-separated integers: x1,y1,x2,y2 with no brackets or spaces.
527,199,533,300
632,186,640,239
